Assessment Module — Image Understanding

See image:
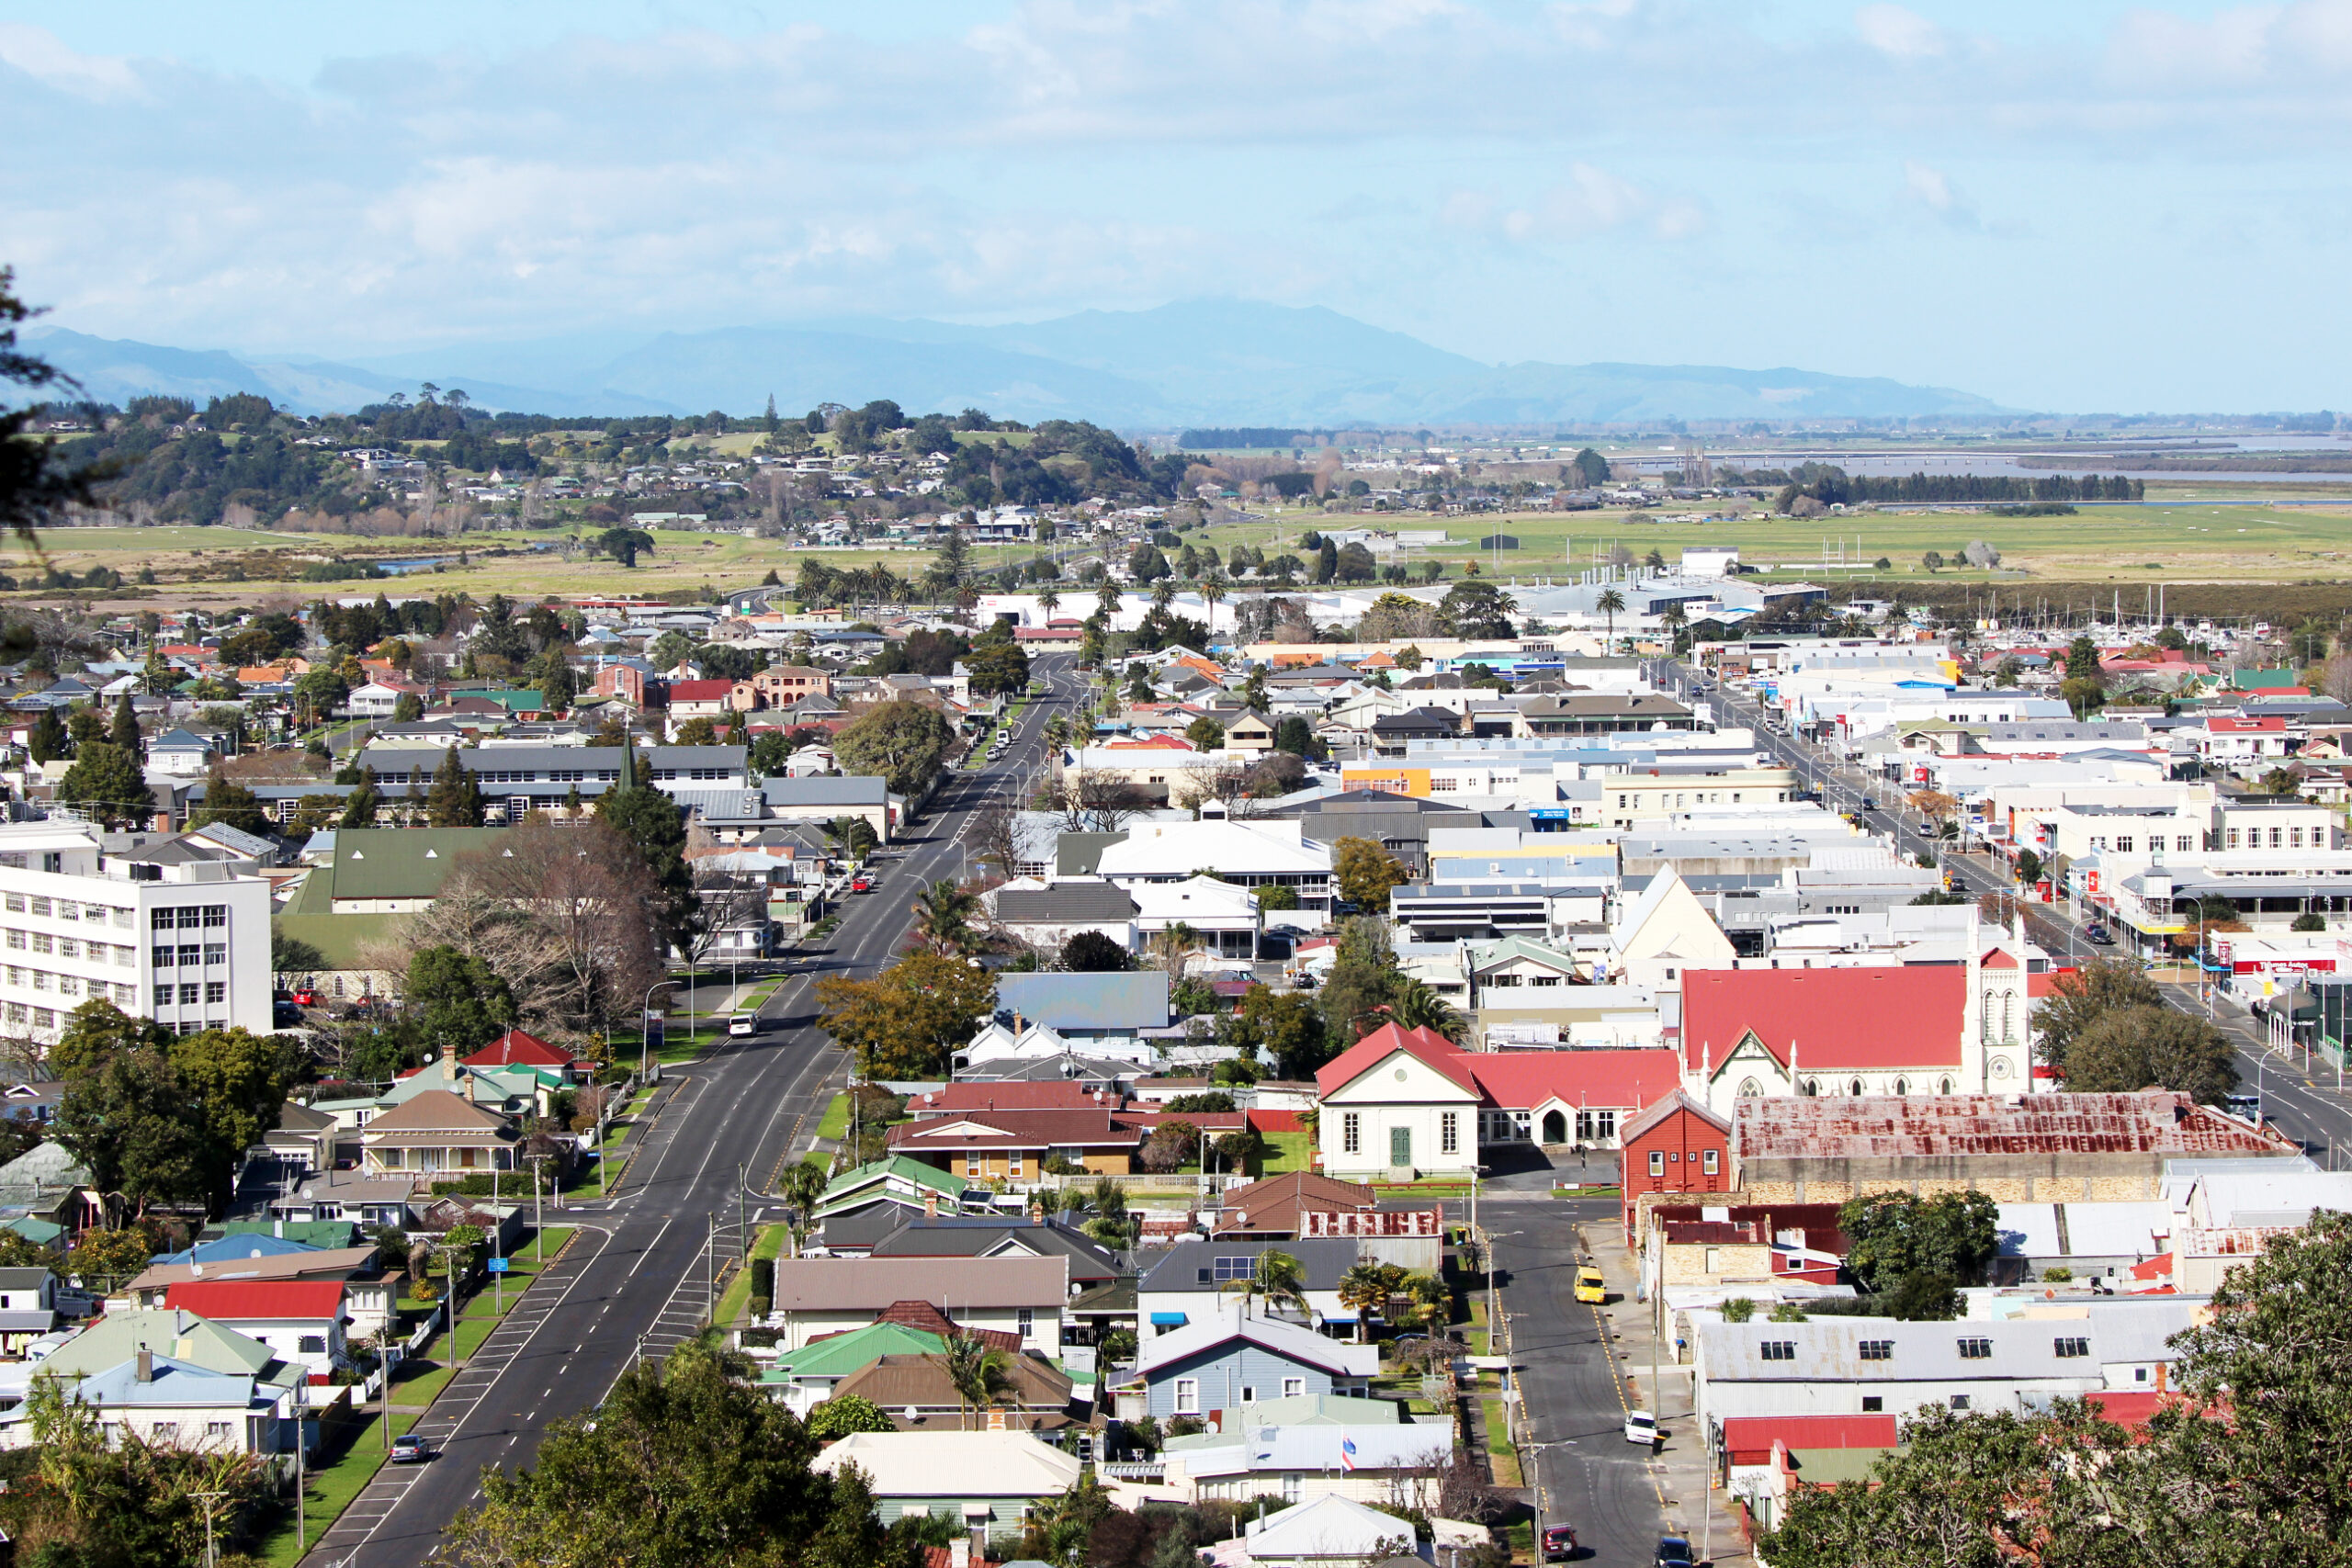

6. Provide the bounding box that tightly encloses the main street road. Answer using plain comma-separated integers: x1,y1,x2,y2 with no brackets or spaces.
1653,658,2352,1163
307,655,1080,1567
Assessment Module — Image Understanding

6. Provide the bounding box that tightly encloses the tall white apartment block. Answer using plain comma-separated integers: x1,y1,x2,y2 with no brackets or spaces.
0,823,273,1045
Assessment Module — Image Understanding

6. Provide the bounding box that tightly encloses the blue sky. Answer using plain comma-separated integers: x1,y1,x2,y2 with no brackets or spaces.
3,1,2345,412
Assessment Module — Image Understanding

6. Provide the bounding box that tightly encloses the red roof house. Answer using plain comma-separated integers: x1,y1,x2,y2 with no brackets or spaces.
462,1028,584,1075
163,1279,351,1382
1721,1414,1898,1465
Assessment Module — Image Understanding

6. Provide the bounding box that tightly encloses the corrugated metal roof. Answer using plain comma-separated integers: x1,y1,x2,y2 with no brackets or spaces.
1736,1091,2297,1163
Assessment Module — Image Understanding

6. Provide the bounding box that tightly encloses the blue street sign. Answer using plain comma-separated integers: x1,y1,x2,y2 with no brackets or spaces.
486,1258,510,1273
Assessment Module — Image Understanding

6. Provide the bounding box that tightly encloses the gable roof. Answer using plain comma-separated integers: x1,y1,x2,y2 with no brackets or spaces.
1216,1172,1378,1232
162,1279,346,1322
993,882,1139,926
767,1256,1068,1312
321,827,513,902
1458,1048,1685,1114
1679,965,1967,1077
1136,1305,1379,1379
1618,1089,1733,1145
1313,1022,1477,1098
463,1028,576,1068
362,1088,512,1135
763,1320,948,1378
995,972,1170,1031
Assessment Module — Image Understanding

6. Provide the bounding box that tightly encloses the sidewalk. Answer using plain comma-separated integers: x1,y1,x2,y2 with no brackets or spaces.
1575,1217,1751,1566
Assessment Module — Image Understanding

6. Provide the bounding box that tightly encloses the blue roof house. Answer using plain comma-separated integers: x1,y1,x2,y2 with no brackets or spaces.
993,972,1170,1055
1120,1307,1377,1426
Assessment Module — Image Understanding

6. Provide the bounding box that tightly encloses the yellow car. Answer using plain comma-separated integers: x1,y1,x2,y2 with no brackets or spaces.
1574,1265,1607,1304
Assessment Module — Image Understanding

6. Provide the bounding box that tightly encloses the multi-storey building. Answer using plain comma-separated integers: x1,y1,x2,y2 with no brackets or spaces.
0,823,272,1045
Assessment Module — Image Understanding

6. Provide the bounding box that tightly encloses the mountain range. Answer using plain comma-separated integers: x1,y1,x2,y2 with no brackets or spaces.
27,300,2013,428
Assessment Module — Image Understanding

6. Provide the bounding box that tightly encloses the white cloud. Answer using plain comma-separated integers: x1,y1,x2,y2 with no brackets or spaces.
1442,164,1707,244
1855,4,1946,60
0,22,141,100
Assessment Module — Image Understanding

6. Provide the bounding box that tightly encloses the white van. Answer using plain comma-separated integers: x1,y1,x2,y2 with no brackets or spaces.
728,1012,759,1037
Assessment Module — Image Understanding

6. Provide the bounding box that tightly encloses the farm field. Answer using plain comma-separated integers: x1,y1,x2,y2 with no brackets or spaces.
1191,501,2352,585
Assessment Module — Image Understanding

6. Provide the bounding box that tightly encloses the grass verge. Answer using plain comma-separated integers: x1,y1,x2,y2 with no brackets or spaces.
713,1223,792,1326
253,1408,422,1567
815,1092,851,1143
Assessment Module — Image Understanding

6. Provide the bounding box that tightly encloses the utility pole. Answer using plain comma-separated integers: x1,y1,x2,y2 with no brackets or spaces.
707,1212,718,1327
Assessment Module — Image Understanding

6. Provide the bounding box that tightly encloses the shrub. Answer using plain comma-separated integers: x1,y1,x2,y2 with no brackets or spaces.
1719,1296,1756,1323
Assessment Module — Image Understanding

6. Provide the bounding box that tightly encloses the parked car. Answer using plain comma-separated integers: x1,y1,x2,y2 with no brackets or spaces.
850,876,874,894
390,1434,433,1464
1573,1265,1607,1304
1624,1410,1658,1447
1654,1537,1696,1568
1541,1524,1578,1561
2084,925,2115,945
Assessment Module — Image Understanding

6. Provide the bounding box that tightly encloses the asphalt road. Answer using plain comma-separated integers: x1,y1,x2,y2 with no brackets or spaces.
1486,1195,1669,1568
306,655,1079,1567
1655,658,2352,1163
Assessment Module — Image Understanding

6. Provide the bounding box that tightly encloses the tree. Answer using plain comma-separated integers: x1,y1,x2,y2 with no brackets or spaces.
408,945,519,1057
2034,958,2163,1079
2064,635,2103,683
453,818,669,1029
595,776,697,959
1059,930,1136,972
108,691,141,758
1231,1247,1310,1319
2014,847,2043,886
440,1344,923,1568
1438,580,1516,638
1837,1190,1999,1294
1385,976,1465,1043
934,1333,1015,1429
1595,586,1626,649
806,1393,898,1439
908,878,983,957
425,744,484,826
1333,836,1410,912
26,705,67,764
1185,716,1226,750
341,764,380,828
673,716,720,746
2061,1005,2240,1103
815,953,997,1077
595,526,656,567
1571,446,1610,487
966,638,1030,697
1337,1260,1406,1342
55,742,153,829
823,815,879,862
189,770,268,837
1221,984,1328,1078
835,699,955,796
52,1001,277,1214
1138,1119,1202,1173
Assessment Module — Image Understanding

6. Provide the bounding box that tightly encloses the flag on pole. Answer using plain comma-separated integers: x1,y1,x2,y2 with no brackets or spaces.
1340,1437,1358,1472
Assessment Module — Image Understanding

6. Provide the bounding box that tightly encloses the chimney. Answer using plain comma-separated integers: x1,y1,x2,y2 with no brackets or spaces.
924,1189,939,1218
274,1218,284,1238
135,1348,153,1382
986,1405,1006,1431
952,1533,975,1568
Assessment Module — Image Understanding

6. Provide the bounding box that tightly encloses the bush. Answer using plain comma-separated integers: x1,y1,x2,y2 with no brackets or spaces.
749,1294,772,1319
750,1257,775,1301
1719,1296,1755,1323
807,1393,899,1439
2041,1267,2074,1283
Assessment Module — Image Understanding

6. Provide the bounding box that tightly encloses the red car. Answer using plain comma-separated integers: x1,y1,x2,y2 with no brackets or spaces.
1542,1525,1577,1562
290,989,319,1007
849,876,873,894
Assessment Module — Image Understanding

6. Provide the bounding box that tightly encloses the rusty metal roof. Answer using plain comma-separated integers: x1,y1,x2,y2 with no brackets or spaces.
1735,1091,2298,1163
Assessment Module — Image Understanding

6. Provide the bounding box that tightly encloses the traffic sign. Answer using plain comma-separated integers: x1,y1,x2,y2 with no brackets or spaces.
486,1258,510,1273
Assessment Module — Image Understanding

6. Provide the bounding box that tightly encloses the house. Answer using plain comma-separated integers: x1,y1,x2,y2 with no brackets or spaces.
886,1109,1145,1181
812,1157,975,1249
0,1266,57,1350
147,728,220,777
1237,1492,1417,1565
359,1087,518,1187
462,1027,589,1082
747,665,832,705
1095,819,1334,914
1618,1091,1733,1242
1131,874,1263,959
761,773,894,840
1719,1414,1901,1533
1122,1306,1378,1423
1164,1423,1454,1508
988,973,1172,1063
831,1352,1082,1433
763,1256,1068,1353
1136,1239,1365,1335
758,1321,967,1415
810,1430,1083,1547
160,1280,350,1383
1223,711,1277,754
865,1216,1127,1295
1636,1202,1849,1304
664,679,741,722
989,881,1140,956
1,1353,295,1455
1213,1173,1381,1239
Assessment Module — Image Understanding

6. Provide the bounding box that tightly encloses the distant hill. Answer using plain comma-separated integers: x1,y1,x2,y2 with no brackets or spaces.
28,302,2013,425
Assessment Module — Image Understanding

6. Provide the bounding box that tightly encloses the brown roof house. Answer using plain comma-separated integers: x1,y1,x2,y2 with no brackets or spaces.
360,1089,518,1190
765,1255,1068,1355
831,1351,1085,1433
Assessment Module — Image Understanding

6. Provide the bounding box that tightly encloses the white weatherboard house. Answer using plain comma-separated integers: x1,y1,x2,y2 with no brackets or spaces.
810,1430,1082,1546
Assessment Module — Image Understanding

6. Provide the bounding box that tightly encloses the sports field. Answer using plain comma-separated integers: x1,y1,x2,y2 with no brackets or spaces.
1192,500,2352,585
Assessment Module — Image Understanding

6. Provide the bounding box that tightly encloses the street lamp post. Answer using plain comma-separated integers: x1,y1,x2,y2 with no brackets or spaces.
639,979,671,1082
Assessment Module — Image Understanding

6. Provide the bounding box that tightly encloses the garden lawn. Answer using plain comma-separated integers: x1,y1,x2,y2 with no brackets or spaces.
1255,1131,1313,1175
254,1408,421,1567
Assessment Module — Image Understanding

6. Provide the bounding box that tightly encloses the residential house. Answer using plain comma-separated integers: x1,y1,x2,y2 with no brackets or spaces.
988,973,1173,1064
0,1266,57,1350
989,881,1140,957
761,774,894,840
747,666,832,705
1236,1494,1418,1566
763,1256,1068,1353
1121,1307,1378,1424
147,728,220,777
831,1352,1082,1433
758,1320,971,1415
811,1157,974,1251
160,1280,349,1383
1720,1414,1901,1534
887,1108,1145,1181
810,1430,1084,1548
1093,819,1334,915
1137,1239,1365,1335
1163,1424,1453,1507
359,1088,518,1187
0,1353,295,1455
1637,1203,1849,1305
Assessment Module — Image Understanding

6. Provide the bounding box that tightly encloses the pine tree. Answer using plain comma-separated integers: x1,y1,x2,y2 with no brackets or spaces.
425,746,482,828
27,707,67,764
339,766,379,829
108,693,140,759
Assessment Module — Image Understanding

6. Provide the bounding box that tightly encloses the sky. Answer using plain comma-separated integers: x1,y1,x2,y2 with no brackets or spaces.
3,0,2347,412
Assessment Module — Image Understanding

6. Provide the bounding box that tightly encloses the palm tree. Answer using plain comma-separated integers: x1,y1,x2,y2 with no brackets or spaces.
933,1334,1013,1429
1151,578,1176,613
1095,581,1121,620
1336,1261,1400,1344
1386,977,1464,1043
1595,587,1626,651
1081,1177,1133,1253
1659,600,1688,650
910,877,981,955
1200,573,1227,633
1397,1271,1451,1337
1225,1248,1309,1322
1038,585,1061,620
